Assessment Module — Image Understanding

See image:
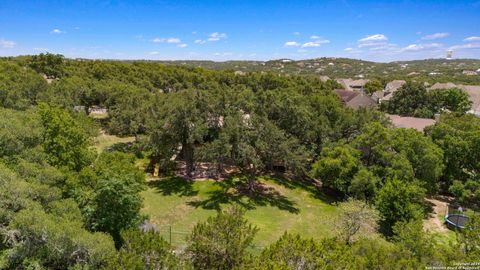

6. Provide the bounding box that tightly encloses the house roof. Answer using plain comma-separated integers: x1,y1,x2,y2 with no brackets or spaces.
349,79,369,88
372,90,384,100
388,114,436,131
347,94,376,109
384,80,406,93
462,70,477,75
427,83,480,115
458,85,480,115
336,79,354,91
382,92,393,101
429,82,458,90
335,78,370,91
334,89,358,103
334,89,376,109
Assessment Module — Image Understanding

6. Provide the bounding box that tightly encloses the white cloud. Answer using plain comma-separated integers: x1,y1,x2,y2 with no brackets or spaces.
421,32,449,40
301,42,321,48
301,39,330,48
51,29,65,34
166,38,181,43
310,35,320,39
0,39,16,48
194,39,206,44
149,51,160,55
191,31,197,35
449,43,480,50
358,34,388,43
293,32,300,35
464,36,480,42
73,26,80,30
357,34,389,48
152,37,181,43
177,43,187,48
344,47,362,54
401,43,442,52
284,41,300,47
208,32,227,41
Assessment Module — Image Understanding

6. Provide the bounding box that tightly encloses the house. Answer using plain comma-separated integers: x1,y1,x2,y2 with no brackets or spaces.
428,83,480,117
384,80,406,93
336,79,354,91
334,89,376,109
371,91,384,103
335,78,369,92
88,106,107,115
349,79,369,92
381,92,394,102
462,70,477,76
379,80,406,103
388,114,436,132
458,85,480,117
429,82,457,90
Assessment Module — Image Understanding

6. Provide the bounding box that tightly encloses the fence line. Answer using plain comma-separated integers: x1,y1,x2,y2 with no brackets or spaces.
140,223,264,251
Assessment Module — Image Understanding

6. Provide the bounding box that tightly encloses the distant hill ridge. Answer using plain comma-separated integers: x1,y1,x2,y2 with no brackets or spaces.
4,55,480,84
147,57,480,84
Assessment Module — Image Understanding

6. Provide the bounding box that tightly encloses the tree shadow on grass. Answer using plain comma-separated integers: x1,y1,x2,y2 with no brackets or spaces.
262,175,342,204
187,176,300,214
148,177,198,197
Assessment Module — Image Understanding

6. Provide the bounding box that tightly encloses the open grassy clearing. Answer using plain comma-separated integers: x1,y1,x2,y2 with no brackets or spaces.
141,176,350,248
93,131,135,153
92,131,460,249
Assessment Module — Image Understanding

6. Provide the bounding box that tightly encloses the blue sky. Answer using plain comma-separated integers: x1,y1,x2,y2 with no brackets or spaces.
1,0,480,62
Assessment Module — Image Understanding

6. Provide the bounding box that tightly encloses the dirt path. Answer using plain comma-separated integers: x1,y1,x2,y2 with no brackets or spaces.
424,197,449,233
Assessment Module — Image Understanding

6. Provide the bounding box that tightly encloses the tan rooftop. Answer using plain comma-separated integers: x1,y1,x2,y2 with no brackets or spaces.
388,114,436,132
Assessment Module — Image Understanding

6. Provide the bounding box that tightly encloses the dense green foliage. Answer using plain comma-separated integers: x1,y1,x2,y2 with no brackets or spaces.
39,104,95,171
113,229,182,269
382,81,472,118
0,61,47,109
364,79,383,96
29,53,65,79
426,114,480,205
0,55,478,269
186,206,257,270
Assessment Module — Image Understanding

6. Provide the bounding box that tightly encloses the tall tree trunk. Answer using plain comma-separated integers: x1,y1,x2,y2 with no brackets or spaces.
183,142,195,178
247,164,256,193
216,157,224,179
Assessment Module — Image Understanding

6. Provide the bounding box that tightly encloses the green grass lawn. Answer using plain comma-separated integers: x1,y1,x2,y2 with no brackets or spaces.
93,133,135,153
141,176,344,248
92,131,458,250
